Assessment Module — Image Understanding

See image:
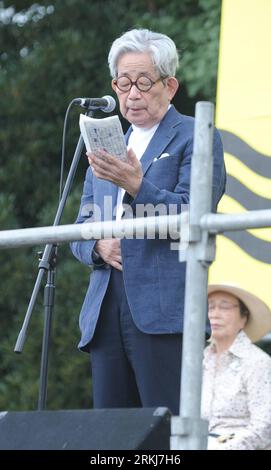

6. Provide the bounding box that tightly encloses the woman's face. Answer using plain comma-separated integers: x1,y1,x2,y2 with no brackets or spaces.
208,291,247,343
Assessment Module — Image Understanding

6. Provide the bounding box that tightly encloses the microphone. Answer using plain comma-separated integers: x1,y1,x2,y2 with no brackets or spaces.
73,95,116,113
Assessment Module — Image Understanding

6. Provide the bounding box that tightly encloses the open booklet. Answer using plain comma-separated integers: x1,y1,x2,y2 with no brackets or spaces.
79,114,127,161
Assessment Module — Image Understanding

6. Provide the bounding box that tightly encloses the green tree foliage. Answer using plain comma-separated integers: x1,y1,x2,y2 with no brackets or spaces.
0,0,221,410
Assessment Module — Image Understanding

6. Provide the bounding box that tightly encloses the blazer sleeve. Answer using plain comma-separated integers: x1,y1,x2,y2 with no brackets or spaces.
70,167,101,267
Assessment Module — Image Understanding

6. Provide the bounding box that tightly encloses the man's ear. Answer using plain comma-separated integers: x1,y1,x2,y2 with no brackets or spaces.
111,79,117,92
166,77,179,100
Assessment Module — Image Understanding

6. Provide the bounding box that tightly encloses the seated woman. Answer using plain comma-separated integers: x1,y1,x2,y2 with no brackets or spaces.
201,284,271,450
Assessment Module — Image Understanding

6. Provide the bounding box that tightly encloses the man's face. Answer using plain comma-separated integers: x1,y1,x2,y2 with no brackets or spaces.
112,52,178,129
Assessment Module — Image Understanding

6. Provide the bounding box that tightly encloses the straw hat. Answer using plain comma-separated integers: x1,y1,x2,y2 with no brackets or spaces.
208,284,271,342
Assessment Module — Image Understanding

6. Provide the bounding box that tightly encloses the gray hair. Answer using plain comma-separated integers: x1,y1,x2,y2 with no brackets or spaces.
108,28,179,79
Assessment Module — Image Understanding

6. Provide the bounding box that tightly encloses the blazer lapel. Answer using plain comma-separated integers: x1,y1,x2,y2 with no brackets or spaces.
126,106,183,176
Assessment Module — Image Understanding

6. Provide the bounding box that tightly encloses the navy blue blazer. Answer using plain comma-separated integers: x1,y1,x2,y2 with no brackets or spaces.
71,106,226,352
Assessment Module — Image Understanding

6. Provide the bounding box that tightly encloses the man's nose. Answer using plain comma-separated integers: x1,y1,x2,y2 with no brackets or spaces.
128,84,141,98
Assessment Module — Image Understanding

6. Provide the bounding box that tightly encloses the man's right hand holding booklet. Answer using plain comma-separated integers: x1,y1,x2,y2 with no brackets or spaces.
87,147,142,199
79,113,128,161
80,113,143,198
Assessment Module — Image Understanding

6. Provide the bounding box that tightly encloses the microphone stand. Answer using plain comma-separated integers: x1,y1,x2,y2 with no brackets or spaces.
14,107,95,410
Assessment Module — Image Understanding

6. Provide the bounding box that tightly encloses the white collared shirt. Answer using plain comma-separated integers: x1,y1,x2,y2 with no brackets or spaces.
115,122,159,221
201,330,271,449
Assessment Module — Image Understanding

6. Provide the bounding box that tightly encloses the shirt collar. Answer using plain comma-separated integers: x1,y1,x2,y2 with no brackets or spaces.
204,330,251,362
131,122,159,134
228,330,252,358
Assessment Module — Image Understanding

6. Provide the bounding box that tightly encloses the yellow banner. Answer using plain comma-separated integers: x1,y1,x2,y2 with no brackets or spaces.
210,0,271,309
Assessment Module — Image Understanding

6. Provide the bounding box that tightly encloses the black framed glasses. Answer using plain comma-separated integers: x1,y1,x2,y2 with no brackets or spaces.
114,76,164,92
208,302,240,312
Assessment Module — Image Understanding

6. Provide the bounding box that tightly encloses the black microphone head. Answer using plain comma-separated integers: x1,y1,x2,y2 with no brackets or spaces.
101,95,116,113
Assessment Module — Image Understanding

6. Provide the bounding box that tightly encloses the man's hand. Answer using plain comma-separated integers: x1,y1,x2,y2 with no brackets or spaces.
95,239,122,271
87,148,143,198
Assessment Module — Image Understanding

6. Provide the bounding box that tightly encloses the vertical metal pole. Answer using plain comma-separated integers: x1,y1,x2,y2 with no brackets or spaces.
171,102,215,450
